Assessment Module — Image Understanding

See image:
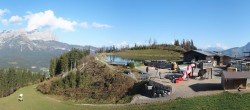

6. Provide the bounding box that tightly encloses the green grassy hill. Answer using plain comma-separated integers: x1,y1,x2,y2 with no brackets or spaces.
112,49,183,61
2,84,250,110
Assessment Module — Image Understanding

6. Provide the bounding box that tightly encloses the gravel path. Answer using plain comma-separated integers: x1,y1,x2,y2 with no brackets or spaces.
131,66,224,104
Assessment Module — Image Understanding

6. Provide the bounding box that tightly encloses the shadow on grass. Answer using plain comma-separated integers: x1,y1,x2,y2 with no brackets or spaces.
189,83,223,92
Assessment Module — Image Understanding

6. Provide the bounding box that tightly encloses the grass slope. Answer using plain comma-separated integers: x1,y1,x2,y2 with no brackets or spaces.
0,85,103,110
113,49,183,61
1,85,250,110
125,92,250,110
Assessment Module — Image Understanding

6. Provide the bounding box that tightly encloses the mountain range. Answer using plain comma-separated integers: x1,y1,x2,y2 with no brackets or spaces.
1,29,249,71
0,29,97,71
204,47,225,52
222,42,250,57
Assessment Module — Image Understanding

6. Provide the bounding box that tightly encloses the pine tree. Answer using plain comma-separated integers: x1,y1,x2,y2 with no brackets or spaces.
61,55,69,72
55,58,62,75
174,40,180,46
190,39,197,50
76,69,81,88
49,58,56,77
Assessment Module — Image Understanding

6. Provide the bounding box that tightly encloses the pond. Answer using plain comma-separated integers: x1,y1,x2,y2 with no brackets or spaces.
106,55,142,64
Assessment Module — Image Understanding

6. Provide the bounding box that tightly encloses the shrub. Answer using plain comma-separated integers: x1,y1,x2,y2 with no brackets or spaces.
127,62,135,69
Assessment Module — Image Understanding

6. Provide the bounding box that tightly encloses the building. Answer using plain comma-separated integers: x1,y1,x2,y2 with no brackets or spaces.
214,54,232,66
222,71,250,90
184,50,214,62
243,52,250,61
183,50,232,66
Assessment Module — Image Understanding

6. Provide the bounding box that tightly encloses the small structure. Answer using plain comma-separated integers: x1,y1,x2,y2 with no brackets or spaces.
184,50,232,66
214,54,231,66
196,62,213,79
221,71,250,90
184,50,214,62
243,52,250,61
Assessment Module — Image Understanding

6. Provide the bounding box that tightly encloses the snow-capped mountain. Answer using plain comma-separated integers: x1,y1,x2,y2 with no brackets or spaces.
1,29,63,51
0,29,97,71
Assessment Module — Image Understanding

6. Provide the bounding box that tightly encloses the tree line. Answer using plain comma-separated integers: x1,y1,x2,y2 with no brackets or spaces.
0,68,44,98
174,39,197,51
49,48,89,77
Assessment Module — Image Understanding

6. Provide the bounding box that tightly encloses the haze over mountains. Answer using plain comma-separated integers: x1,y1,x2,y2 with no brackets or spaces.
222,42,250,58
204,47,225,52
0,29,97,71
201,42,250,58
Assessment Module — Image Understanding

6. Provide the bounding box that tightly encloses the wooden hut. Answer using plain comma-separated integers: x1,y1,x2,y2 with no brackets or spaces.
184,50,214,62
221,71,250,90
184,50,232,66
214,55,231,66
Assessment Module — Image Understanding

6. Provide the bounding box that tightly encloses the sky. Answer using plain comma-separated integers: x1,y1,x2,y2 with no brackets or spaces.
0,0,250,49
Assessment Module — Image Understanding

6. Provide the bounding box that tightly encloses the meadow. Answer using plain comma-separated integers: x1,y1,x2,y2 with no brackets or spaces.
1,84,250,110
112,49,183,61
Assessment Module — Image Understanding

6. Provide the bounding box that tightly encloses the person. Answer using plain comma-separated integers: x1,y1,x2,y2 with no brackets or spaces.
159,72,162,79
18,94,23,102
146,66,149,73
156,68,159,77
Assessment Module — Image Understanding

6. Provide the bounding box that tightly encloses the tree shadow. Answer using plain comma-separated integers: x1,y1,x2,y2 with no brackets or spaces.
189,83,223,92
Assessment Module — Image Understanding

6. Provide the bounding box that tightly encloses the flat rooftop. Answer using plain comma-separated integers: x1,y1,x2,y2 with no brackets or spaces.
222,71,250,79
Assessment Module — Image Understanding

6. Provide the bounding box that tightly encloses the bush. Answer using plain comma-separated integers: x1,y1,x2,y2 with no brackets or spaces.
127,62,135,69
37,82,51,94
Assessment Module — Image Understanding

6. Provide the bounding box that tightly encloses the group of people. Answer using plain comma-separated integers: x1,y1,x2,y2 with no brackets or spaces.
146,66,162,79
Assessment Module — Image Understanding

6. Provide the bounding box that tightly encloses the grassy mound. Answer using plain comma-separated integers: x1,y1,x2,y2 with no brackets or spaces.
113,49,183,61
37,60,136,104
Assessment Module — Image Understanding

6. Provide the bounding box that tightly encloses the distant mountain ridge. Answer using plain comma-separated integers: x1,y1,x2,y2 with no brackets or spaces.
222,42,250,57
0,29,97,71
204,47,225,52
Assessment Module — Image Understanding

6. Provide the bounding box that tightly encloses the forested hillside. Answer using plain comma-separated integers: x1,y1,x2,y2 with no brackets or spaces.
49,48,89,77
0,68,44,98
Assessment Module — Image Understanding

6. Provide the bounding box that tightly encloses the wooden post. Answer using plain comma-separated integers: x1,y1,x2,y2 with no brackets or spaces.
211,68,212,79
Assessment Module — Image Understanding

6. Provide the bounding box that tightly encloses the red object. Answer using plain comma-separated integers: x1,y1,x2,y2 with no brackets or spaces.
176,79,180,83
178,77,183,81
189,72,193,76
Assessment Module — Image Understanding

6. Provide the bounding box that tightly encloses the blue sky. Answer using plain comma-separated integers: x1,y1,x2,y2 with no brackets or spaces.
0,0,250,49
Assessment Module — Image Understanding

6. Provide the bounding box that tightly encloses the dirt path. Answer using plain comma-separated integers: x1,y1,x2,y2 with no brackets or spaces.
130,66,224,104
97,56,138,81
